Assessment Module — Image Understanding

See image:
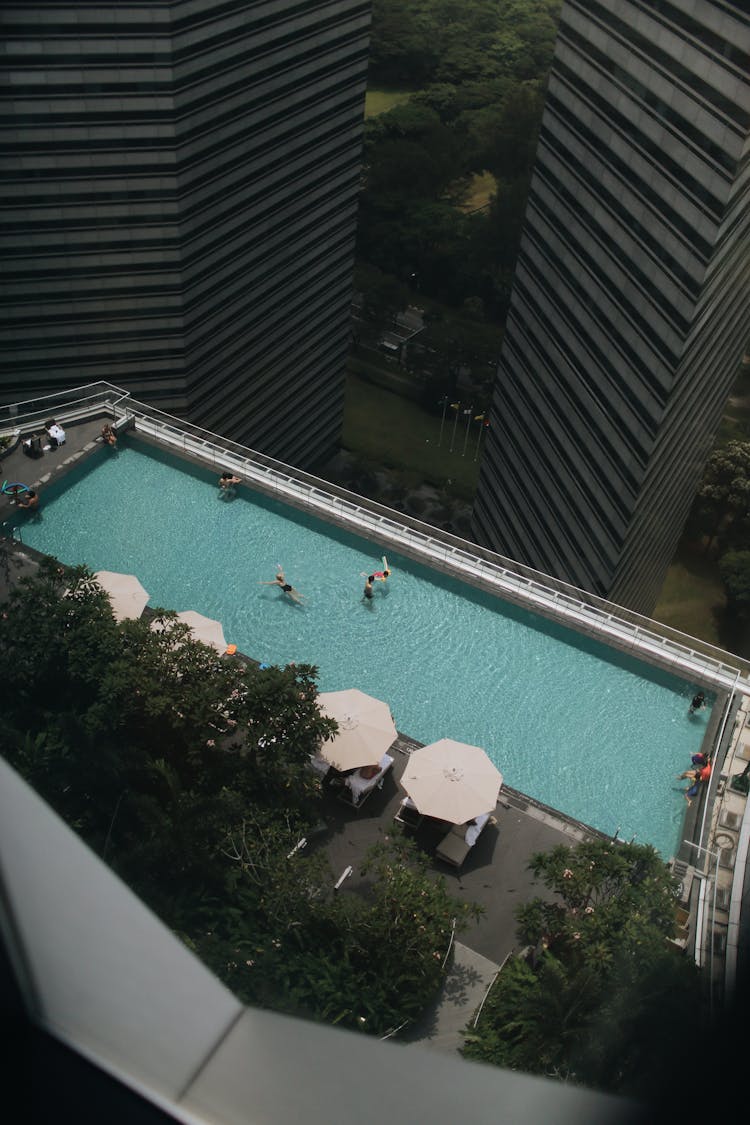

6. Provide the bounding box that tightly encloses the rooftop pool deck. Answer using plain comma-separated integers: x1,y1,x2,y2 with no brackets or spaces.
5,427,723,861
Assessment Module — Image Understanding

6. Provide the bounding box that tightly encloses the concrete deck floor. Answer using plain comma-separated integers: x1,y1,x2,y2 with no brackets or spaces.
1,415,111,596
313,735,599,972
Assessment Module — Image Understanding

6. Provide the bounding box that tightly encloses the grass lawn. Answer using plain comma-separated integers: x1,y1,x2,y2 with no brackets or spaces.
652,543,726,647
716,366,750,443
342,371,481,498
454,170,498,212
364,88,413,117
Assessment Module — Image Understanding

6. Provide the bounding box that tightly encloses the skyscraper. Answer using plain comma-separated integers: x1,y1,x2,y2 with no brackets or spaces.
0,1,371,467
472,0,750,614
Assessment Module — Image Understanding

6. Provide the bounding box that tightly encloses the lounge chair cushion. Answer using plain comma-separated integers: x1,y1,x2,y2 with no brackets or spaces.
435,831,471,868
343,753,394,807
436,813,494,868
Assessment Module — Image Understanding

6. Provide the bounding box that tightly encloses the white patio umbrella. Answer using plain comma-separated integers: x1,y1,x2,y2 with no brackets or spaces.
95,570,150,622
174,610,227,654
401,738,503,825
317,688,398,772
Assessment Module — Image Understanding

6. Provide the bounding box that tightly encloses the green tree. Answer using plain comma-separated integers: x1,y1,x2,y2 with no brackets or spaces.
0,560,334,895
1,560,481,1038
368,0,561,88
719,550,750,618
687,440,750,551
193,833,481,1036
359,0,560,323
463,840,701,1100
463,82,546,177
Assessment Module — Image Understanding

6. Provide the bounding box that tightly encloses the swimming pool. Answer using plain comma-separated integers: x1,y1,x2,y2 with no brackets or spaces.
15,438,712,858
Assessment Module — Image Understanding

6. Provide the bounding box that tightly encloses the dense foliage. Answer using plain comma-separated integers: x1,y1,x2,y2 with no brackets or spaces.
688,440,750,554
719,551,750,618
190,834,480,1034
684,440,750,618
1,559,476,1035
369,0,561,90
358,0,561,319
1,561,330,892
462,840,702,1100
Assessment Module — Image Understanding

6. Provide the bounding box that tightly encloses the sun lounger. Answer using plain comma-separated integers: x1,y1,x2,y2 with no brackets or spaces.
435,812,494,869
338,753,394,809
394,796,423,828
308,753,331,778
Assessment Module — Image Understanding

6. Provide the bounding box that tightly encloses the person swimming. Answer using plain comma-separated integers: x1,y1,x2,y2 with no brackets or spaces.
372,555,391,581
363,575,374,600
260,567,304,604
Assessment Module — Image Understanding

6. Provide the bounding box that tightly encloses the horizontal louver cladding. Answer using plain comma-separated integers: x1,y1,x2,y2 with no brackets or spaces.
0,1,370,465
568,0,750,119
498,319,641,519
550,59,727,219
473,0,750,615
534,130,705,297
526,185,687,366
510,253,663,456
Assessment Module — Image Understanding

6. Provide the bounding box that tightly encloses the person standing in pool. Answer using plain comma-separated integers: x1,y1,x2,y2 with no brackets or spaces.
363,574,374,601
219,471,241,497
17,489,39,510
260,566,305,604
689,691,706,715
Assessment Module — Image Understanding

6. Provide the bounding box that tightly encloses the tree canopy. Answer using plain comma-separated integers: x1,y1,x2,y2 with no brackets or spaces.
719,550,750,618
687,439,750,553
368,0,561,89
1,558,476,1036
357,0,561,321
462,839,702,1100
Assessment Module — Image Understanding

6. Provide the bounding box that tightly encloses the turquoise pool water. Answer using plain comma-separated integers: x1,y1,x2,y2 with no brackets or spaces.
14,439,713,857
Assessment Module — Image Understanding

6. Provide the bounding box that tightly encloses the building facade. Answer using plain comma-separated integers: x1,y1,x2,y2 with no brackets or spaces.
472,0,750,614
0,1,371,466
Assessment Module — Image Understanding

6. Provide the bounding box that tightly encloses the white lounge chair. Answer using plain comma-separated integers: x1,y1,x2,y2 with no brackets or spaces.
339,753,394,809
308,753,331,779
435,812,495,869
394,796,423,829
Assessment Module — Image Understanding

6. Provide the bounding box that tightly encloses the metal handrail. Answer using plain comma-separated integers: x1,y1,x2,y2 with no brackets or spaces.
3,381,746,688
441,917,457,971
0,381,130,435
472,953,512,1028
119,400,747,690
109,398,746,674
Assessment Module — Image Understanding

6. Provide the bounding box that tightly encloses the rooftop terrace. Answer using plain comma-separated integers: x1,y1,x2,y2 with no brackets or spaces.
1,381,749,1030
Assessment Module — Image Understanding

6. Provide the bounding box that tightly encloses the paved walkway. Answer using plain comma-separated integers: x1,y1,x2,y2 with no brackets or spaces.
401,942,501,1052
